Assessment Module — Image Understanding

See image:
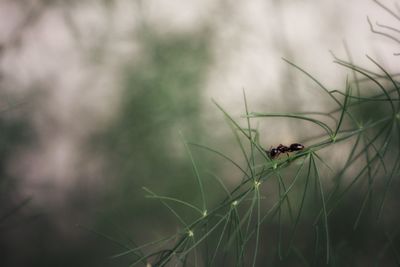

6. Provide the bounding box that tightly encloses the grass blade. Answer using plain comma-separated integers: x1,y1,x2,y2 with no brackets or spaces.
180,132,207,212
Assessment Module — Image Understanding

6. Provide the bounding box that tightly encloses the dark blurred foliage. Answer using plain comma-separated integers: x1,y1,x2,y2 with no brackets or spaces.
0,106,37,266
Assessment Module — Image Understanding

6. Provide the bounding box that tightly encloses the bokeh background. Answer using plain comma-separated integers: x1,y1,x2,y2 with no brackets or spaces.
0,0,398,266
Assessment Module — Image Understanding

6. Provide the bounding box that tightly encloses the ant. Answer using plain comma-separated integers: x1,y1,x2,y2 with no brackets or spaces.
267,143,305,159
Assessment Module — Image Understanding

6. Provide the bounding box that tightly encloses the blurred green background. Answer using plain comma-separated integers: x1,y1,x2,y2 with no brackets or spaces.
0,0,399,266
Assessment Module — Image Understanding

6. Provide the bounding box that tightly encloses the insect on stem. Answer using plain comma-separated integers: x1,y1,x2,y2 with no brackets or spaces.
266,143,305,159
